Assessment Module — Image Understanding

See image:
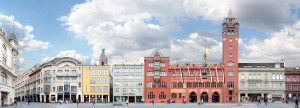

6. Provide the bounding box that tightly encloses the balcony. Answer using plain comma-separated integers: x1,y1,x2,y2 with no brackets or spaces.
56,72,77,76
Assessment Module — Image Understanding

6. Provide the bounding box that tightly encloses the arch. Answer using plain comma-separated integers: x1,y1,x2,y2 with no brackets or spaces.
200,92,208,102
212,92,220,103
189,91,197,103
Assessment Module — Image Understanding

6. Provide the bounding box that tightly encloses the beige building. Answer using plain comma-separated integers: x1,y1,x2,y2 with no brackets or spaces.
238,62,285,102
82,49,111,103
0,28,18,106
14,68,30,102
112,64,144,103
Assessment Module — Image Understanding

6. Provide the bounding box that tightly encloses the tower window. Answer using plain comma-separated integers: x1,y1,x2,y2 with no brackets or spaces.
228,71,234,76
229,54,233,58
229,38,233,42
227,30,230,35
229,46,233,50
231,30,234,35
227,61,234,67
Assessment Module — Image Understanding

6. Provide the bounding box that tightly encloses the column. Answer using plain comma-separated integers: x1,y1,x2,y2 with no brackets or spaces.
55,94,58,102
76,95,78,102
108,95,110,103
245,93,248,102
95,96,97,103
101,95,103,103
88,95,90,103
44,95,46,102
262,93,264,99
238,92,240,103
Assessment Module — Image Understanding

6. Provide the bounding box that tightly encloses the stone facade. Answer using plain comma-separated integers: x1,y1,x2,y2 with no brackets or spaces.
238,62,285,103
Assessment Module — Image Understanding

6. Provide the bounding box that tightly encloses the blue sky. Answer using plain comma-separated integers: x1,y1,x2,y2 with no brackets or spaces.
0,0,300,74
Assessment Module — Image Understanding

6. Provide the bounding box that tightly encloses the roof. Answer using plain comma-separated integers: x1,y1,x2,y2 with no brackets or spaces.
148,49,165,57
238,62,284,68
9,33,17,41
40,57,81,68
227,9,234,18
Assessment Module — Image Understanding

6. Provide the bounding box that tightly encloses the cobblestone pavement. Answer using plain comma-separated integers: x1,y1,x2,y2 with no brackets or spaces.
1,102,297,108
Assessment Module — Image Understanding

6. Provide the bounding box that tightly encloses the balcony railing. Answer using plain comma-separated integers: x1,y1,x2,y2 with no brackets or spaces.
56,72,77,76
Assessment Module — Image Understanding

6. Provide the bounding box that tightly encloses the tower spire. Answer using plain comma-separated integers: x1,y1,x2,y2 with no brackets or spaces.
203,47,207,65
99,49,108,66
227,8,234,18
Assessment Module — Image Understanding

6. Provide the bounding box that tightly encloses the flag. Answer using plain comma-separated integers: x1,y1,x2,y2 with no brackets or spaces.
199,66,202,83
180,66,184,83
187,65,190,82
174,66,178,83
216,66,219,83
209,67,212,83
222,65,225,83
194,69,196,82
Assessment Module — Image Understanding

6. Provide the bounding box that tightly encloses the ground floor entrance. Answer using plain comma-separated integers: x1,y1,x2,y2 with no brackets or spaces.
201,92,208,102
212,92,220,103
189,92,197,103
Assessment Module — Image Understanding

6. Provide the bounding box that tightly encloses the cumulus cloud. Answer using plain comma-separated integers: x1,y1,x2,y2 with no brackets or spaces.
0,13,50,51
16,57,28,74
240,20,300,66
43,50,89,64
60,0,299,65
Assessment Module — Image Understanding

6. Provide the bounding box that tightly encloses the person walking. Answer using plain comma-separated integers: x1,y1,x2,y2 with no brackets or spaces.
201,99,204,105
295,99,298,108
264,98,267,105
126,99,129,106
152,99,154,105
27,98,30,105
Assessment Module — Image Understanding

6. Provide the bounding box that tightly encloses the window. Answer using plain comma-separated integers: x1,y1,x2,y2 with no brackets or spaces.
53,87,55,92
229,54,233,58
217,82,223,87
229,38,233,42
78,82,81,88
227,82,234,87
160,72,167,76
228,71,234,76
148,63,154,67
158,82,167,88
159,92,166,99
0,72,7,85
171,93,177,99
229,46,233,50
229,90,233,95
241,83,244,89
241,74,244,79
227,61,234,66
147,82,155,88
199,83,204,87
249,74,252,79
147,72,153,76
211,82,216,87
171,82,176,88
193,82,198,87
148,92,155,99
178,82,183,88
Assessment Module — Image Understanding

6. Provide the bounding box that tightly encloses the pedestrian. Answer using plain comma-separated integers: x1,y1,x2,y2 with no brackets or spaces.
295,99,298,108
27,98,30,105
152,99,154,105
76,99,79,107
126,99,129,106
264,98,267,105
201,99,204,105
14,100,17,105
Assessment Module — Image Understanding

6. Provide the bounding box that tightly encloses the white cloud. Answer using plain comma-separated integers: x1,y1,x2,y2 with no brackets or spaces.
241,20,300,66
61,0,299,65
43,50,89,64
16,57,28,74
0,13,50,51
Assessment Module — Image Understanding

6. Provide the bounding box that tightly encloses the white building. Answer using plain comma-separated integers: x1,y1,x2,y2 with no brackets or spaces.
0,28,18,106
238,62,285,103
112,64,144,103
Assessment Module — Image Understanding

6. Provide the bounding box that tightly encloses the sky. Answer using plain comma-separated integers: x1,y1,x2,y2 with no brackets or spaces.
0,0,300,74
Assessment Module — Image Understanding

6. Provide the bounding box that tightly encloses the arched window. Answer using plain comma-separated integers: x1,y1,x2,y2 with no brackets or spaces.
279,74,283,80
253,74,256,79
227,61,234,67
64,65,70,72
272,74,275,80
227,30,231,35
249,74,252,79
231,30,234,35
276,73,279,80
0,72,7,85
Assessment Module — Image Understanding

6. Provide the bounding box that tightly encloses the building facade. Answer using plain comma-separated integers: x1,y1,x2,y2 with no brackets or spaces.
14,69,30,102
169,62,224,103
144,50,170,103
82,49,111,103
27,57,84,103
285,66,300,102
0,28,18,106
238,62,285,102
112,64,144,103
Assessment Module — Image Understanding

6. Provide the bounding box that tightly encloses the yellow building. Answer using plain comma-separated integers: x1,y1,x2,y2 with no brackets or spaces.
82,49,111,103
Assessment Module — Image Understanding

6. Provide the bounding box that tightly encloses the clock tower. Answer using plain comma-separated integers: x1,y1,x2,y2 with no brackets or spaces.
222,9,239,103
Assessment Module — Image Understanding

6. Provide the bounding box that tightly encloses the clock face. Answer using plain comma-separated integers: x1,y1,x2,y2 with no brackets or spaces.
275,64,280,68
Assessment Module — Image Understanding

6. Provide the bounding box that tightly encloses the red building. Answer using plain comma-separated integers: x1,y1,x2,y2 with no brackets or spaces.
285,66,300,102
144,50,170,103
169,62,224,103
143,9,239,103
